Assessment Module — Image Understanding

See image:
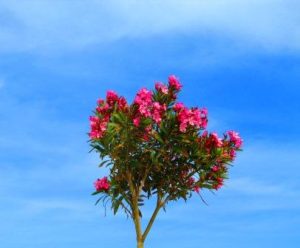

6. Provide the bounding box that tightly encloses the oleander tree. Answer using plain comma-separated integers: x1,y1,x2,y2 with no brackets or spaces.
88,75,243,248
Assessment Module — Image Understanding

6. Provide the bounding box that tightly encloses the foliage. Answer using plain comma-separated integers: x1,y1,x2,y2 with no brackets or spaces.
88,75,242,247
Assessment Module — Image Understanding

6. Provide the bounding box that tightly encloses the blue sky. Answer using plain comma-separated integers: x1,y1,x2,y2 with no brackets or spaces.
0,1,299,247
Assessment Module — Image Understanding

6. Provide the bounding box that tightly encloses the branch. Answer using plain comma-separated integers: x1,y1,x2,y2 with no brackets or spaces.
126,171,143,241
126,171,136,196
138,166,151,193
142,194,162,241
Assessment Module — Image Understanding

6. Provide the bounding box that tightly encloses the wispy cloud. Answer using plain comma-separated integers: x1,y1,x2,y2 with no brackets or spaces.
0,2,299,247
0,0,299,54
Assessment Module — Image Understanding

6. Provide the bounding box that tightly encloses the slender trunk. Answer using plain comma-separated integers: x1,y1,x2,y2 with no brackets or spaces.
137,240,144,248
127,172,143,248
133,211,143,248
131,185,143,248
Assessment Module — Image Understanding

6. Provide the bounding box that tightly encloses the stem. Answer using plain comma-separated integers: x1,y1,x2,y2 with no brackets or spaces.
127,172,143,246
133,201,142,243
137,240,144,248
124,124,144,247
142,194,163,242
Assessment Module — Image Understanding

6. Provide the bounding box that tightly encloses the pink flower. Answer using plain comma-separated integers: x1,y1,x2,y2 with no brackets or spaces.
202,130,208,137
138,105,152,117
134,88,153,118
89,116,101,139
94,177,110,191
117,97,128,111
211,165,219,172
191,108,208,129
145,125,152,133
142,134,150,141
96,103,109,114
210,132,223,147
152,102,166,124
152,113,161,124
168,75,182,91
155,82,168,94
229,149,236,159
99,120,108,132
188,109,200,126
142,125,152,141
134,88,153,105
187,176,195,186
177,107,208,132
214,178,224,190
179,122,188,132
173,102,185,112
227,131,243,148
89,115,109,139
153,102,161,109
200,108,208,129
201,108,208,116
97,99,104,105
133,117,141,127
188,108,207,128
106,90,119,105
89,130,100,139
90,116,99,127
194,185,200,193
178,107,190,132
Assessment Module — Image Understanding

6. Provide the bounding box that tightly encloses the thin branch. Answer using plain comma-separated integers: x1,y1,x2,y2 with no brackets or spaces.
139,166,151,193
126,171,136,196
142,194,162,241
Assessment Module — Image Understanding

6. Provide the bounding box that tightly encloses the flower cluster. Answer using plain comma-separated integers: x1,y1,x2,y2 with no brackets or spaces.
155,82,168,94
209,132,223,147
195,129,243,190
201,131,225,151
89,75,242,196
168,75,182,91
227,131,243,149
174,103,208,132
134,88,153,118
94,177,110,191
89,116,109,139
214,178,224,190
152,102,167,124
133,87,167,125
89,90,128,139
106,90,119,105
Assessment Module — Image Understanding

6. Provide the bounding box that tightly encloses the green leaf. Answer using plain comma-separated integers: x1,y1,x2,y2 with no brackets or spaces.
99,159,110,167
154,133,163,143
95,197,103,205
113,196,124,215
91,191,101,195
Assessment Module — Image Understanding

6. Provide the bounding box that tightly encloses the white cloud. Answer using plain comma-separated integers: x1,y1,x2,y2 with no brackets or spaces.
0,0,299,53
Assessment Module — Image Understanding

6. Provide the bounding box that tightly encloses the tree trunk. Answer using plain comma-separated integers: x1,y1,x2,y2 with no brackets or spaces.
137,240,144,248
